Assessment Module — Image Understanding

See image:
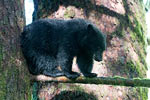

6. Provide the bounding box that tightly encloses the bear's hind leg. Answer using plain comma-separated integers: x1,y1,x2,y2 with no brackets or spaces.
35,55,64,77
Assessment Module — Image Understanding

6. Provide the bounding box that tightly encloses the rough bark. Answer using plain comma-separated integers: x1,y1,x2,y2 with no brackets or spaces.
32,0,148,99
0,0,31,100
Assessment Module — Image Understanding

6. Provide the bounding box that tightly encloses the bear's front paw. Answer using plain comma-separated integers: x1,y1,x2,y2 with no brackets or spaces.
83,73,97,78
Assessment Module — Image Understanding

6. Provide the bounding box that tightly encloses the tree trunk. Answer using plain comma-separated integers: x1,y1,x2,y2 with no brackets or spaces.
33,0,148,99
0,0,31,100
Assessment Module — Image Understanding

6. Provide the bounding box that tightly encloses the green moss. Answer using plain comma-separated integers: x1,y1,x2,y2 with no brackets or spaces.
126,5,147,48
0,44,2,66
133,19,145,45
127,17,145,44
125,61,146,78
147,37,150,45
139,88,148,100
64,7,75,18
133,87,148,100
24,75,32,100
130,32,147,70
0,54,31,100
126,7,148,79
138,51,147,70
130,87,148,100
0,43,6,100
0,72,6,100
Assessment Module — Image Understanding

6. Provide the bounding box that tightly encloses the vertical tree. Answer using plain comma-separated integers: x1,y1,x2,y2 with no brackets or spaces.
0,0,31,100
32,0,148,99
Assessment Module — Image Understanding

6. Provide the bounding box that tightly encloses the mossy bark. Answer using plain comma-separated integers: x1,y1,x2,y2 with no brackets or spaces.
0,0,31,100
32,0,148,99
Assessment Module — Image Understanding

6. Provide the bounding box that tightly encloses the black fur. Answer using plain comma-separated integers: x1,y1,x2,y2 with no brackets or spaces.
21,19,106,79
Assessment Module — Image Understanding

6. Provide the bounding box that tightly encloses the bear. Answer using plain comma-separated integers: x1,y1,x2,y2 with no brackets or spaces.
20,18,106,79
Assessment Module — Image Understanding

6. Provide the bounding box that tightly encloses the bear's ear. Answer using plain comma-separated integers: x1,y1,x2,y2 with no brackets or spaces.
87,24,96,35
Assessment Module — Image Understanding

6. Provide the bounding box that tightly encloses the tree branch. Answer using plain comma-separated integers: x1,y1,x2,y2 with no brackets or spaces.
31,75,150,88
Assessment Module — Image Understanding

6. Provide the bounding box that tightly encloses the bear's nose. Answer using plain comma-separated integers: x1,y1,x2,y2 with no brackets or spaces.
94,56,102,62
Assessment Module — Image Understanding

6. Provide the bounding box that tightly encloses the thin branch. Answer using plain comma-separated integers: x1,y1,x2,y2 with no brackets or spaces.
31,75,150,88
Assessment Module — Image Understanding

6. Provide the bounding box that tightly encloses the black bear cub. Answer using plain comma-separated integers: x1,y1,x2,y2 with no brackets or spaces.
21,18,106,79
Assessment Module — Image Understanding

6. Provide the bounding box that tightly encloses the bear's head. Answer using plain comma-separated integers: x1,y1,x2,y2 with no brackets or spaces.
86,24,106,61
